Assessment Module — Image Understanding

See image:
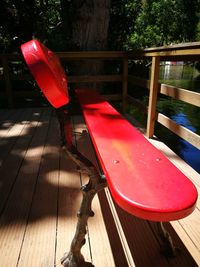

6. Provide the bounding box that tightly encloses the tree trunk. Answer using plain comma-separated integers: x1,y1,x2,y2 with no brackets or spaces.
71,0,110,51
60,0,111,90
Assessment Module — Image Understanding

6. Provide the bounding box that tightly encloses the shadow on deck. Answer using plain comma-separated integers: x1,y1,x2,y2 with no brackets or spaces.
0,107,199,267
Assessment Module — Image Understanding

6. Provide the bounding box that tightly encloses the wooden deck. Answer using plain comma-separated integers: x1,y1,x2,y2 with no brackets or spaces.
0,107,200,267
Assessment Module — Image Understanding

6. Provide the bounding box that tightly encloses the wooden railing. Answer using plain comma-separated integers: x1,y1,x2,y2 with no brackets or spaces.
127,42,200,150
0,42,200,151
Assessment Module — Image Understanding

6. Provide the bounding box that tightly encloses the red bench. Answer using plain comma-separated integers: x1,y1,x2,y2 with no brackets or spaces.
75,88,197,221
21,40,198,267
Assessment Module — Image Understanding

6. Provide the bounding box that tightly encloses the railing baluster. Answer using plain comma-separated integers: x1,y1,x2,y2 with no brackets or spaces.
146,56,160,138
2,55,13,108
122,58,128,113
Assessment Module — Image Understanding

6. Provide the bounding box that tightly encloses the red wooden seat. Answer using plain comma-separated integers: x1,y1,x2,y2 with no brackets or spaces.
21,40,198,222
21,39,69,108
76,88,198,222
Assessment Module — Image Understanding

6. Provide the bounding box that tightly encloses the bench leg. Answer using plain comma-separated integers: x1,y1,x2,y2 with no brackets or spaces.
156,222,177,257
61,146,107,267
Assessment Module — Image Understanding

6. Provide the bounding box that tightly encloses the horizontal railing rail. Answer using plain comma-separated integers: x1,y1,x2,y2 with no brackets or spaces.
0,42,200,152
0,52,125,108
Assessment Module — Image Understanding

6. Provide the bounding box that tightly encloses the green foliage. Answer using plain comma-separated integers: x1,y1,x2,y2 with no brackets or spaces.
184,105,200,133
157,97,183,116
108,0,142,50
0,0,64,52
0,0,199,51
196,20,200,40
129,0,199,49
126,103,147,126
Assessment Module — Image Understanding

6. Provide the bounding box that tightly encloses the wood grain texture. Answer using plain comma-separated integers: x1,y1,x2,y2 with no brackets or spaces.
0,108,200,267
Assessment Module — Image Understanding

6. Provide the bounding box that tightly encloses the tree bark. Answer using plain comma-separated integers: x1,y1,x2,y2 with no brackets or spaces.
60,0,111,89
71,0,110,51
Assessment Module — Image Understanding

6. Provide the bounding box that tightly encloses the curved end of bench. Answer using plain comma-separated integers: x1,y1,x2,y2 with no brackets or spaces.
21,39,69,108
110,181,198,222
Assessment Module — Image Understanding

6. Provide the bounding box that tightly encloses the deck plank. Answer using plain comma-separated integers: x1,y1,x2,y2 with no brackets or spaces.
0,108,200,267
0,109,31,164
55,149,86,266
0,108,21,131
17,111,60,267
0,108,44,214
0,108,51,267
70,115,116,267
147,133,200,266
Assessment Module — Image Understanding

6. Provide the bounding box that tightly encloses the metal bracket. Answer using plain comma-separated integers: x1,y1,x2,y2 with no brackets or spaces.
156,222,177,257
60,144,107,267
56,106,179,266
56,104,107,267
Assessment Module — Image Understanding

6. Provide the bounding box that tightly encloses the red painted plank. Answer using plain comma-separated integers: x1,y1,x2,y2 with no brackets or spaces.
76,88,198,222
20,41,198,222
21,40,69,108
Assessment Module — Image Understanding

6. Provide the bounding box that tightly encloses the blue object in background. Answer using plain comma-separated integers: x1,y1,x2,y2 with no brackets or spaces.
171,113,200,173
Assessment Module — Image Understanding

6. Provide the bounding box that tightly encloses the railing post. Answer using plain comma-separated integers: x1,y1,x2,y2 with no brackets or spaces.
122,58,128,113
146,56,160,138
2,55,13,108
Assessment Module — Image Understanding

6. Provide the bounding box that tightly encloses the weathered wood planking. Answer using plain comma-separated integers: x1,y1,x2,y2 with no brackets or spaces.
17,111,60,267
71,115,116,267
0,108,200,267
0,108,52,266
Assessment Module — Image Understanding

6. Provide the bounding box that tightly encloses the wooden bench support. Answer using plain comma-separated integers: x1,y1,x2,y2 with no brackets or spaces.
155,222,177,257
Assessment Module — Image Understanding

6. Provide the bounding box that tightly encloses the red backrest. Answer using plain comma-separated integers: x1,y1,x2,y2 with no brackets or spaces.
21,39,69,108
